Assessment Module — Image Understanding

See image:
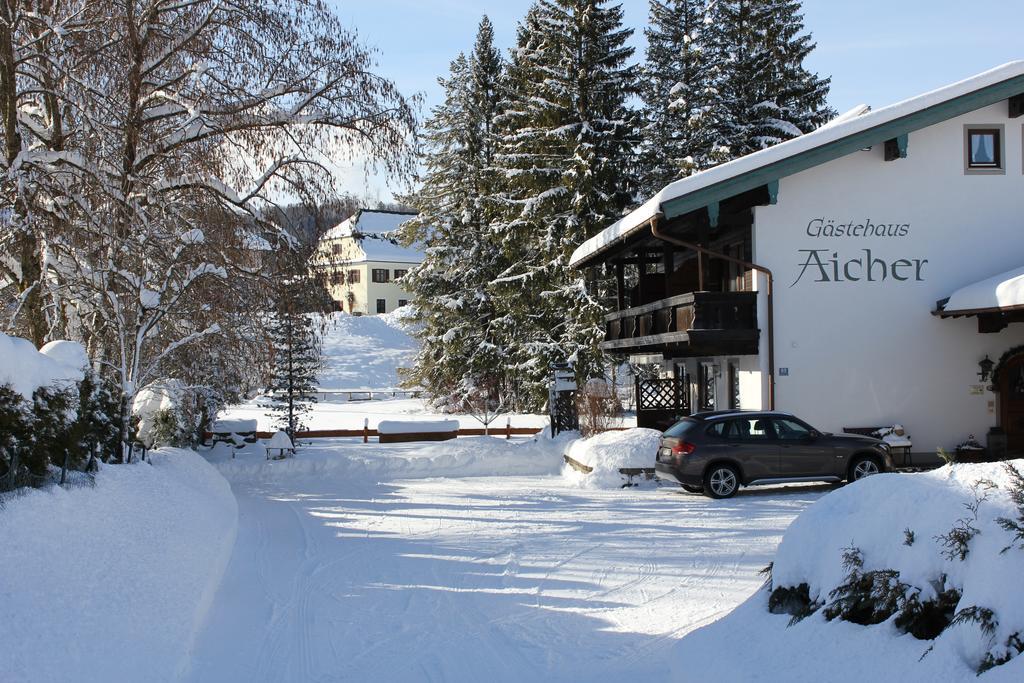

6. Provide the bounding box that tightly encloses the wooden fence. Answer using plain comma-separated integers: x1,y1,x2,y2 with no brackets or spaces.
205,425,546,444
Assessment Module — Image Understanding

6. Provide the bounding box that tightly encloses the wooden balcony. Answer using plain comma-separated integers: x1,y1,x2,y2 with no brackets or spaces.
602,291,759,356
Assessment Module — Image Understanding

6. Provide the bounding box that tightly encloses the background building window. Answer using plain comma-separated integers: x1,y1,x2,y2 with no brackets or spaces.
393,269,408,280
376,299,386,314
372,269,390,283
332,243,343,255
964,125,1004,173
347,269,360,284
398,299,408,307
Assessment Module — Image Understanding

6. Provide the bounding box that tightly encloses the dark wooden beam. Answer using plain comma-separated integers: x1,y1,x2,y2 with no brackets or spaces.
1010,94,1024,118
884,134,908,161
978,313,1007,334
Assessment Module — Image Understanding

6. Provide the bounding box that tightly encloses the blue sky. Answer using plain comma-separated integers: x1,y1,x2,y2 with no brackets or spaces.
327,0,1024,198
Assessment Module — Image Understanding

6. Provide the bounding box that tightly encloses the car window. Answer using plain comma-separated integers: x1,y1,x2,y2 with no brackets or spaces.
664,419,697,438
706,421,726,437
772,418,811,440
716,418,772,440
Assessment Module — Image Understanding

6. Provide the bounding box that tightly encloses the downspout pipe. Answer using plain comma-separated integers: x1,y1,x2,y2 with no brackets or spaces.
648,215,776,411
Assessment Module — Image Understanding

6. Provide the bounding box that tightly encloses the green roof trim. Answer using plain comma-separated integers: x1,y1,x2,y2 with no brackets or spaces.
661,73,1024,221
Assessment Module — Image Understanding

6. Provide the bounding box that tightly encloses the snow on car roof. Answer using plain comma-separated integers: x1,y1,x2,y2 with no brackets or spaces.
570,61,1024,268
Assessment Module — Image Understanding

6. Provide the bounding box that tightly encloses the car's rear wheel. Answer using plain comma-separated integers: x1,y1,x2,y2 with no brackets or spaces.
681,484,703,494
849,456,881,482
703,465,740,499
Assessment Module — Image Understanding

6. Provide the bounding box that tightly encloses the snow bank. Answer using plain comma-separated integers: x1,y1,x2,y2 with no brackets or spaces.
0,449,237,683
563,428,661,489
674,462,1024,681
0,333,86,397
377,419,459,434
212,433,573,484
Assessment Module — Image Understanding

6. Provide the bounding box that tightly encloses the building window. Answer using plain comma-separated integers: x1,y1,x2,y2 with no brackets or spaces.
376,298,386,314
698,362,716,411
347,269,360,284
393,269,408,280
372,269,390,283
964,125,1004,174
398,299,408,307
728,362,740,410
332,243,343,255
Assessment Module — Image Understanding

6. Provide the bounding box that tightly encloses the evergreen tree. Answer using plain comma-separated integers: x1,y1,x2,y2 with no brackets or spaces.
709,0,834,158
639,0,728,194
263,279,321,440
401,17,509,408
490,1,638,411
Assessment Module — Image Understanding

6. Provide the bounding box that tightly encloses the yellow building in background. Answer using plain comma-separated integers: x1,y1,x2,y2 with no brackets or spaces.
314,209,421,315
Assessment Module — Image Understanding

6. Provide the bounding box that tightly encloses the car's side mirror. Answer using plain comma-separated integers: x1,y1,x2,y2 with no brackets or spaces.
807,430,821,440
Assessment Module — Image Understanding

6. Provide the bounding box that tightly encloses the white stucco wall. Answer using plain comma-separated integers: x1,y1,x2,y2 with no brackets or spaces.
752,101,1024,451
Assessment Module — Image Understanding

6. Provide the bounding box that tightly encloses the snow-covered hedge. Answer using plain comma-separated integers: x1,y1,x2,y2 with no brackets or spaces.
0,333,86,397
674,463,1024,680
563,428,661,488
0,449,237,682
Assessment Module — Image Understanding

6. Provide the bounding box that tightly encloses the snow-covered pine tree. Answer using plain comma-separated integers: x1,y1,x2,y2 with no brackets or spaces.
709,0,834,158
264,278,321,441
639,0,729,194
401,17,509,408
489,1,637,411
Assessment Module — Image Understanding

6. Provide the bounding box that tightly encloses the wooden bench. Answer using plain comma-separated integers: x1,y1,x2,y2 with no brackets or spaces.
843,426,913,467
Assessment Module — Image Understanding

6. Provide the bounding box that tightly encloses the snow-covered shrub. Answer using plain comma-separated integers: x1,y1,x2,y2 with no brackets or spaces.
133,380,218,448
766,463,1024,674
574,378,622,437
995,463,1024,551
1,373,122,490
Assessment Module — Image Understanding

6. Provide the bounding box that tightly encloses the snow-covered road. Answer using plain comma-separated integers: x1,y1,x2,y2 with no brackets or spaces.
186,447,824,682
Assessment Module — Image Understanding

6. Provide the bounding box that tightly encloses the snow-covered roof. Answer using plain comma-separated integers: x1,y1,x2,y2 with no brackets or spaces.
323,209,416,239
937,265,1024,315
323,209,422,264
570,61,1024,267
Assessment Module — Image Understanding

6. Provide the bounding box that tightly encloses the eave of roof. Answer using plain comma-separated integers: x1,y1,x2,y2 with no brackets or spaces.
570,61,1024,268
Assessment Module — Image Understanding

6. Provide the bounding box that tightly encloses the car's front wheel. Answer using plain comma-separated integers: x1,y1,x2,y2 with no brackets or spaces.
848,456,881,482
703,464,740,499
681,484,703,494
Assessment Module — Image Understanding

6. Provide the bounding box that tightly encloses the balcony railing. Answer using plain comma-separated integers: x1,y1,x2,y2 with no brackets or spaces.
602,291,758,354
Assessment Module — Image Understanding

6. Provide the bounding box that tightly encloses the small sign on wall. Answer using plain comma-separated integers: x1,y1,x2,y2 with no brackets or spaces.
969,385,984,395
779,368,790,376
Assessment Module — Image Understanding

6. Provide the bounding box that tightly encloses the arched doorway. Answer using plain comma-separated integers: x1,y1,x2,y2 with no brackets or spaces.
998,352,1024,453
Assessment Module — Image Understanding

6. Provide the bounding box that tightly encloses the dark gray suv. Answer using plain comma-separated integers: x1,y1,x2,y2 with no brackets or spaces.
655,411,895,498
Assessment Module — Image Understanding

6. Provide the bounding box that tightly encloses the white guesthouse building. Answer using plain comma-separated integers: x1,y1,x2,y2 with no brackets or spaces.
315,209,421,315
571,62,1024,461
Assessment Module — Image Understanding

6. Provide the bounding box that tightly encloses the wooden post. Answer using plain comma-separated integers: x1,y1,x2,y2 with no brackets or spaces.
697,247,704,291
636,254,646,304
506,416,511,440
615,261,625,310
363,418,369,444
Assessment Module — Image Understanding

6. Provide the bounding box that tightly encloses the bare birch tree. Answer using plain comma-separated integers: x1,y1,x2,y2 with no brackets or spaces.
0,0,417,457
